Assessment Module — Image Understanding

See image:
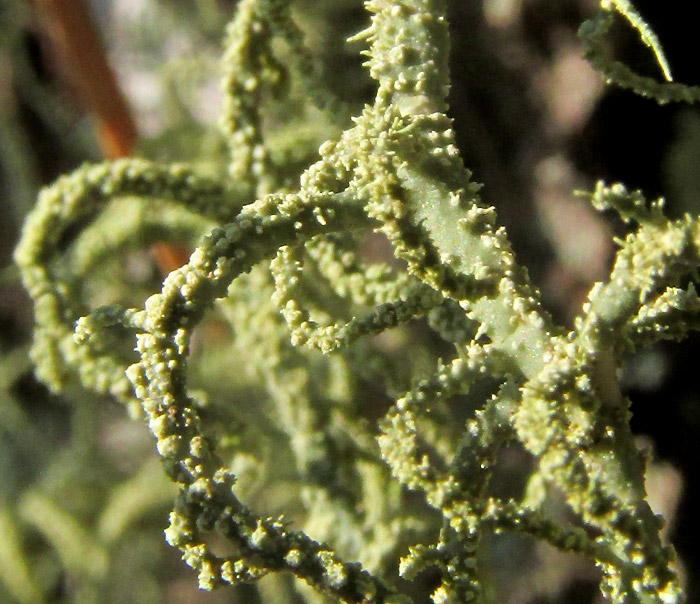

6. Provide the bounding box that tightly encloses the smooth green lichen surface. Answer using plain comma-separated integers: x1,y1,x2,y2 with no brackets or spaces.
12,1,700,603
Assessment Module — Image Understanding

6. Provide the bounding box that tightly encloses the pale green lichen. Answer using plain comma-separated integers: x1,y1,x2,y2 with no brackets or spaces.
12,1,700,603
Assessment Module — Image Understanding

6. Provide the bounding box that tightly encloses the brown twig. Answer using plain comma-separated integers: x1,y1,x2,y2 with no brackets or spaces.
32,0,190,271
32,0,137,159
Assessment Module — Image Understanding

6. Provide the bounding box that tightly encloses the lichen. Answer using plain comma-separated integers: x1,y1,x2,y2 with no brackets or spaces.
12,1,700,603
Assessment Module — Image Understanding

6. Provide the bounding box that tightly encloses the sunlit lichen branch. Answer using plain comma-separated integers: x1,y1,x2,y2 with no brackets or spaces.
580,5,700,104
123,193,404,599
601,0,673,81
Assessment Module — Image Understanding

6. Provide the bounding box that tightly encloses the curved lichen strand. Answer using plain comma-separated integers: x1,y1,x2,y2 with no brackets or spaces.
220,0,285,189
161,470,404,602
576,214,700,352
602,0,673,82
353,0,451,115
271,244,442,352
73,305,147,387
385,378,519,546
132,357,403,597
263,0,349,118
13,159,242,397
303,236,422,307
125,194,412,598
66,198,213,278
378,344,503,505
403,385,520,604
12,269,135,405
579,11,700,105
15,159,242,323
440,381,518,524
513,337,681,604
487,499,602,557
115,194,364,472
16,160,244,265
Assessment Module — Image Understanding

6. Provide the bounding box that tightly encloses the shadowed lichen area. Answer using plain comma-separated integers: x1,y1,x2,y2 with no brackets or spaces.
9,0,700,603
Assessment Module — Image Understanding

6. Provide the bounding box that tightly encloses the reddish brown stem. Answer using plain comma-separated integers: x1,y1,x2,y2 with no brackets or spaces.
33,0,138,159
32,0,190,271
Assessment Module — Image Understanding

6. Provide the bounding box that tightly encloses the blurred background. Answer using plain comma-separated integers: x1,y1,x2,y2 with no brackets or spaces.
0,1,698,602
